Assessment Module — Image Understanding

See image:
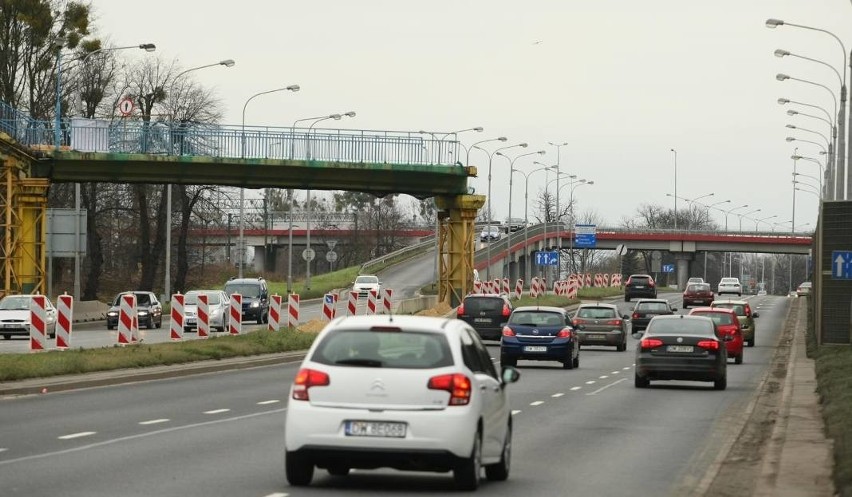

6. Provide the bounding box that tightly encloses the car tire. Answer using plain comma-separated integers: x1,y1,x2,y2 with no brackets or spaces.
155,318,162,329
618,342,627,352
562,357,574,369
500,355,517,367
735,353,743,365
326,466,350,477
285,451,314,486
454,431,482,491
573,351,580,368
635,373,649,388
714,376,727,390
107,324,114,330
485,422,511,481
624,296,631,302
747,338,755,347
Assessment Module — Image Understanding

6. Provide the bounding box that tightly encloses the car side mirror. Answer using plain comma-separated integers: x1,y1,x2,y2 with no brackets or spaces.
670,307,678,312
501,366,520,385
622,315,630,320
753,312,759,318
632,332,644,340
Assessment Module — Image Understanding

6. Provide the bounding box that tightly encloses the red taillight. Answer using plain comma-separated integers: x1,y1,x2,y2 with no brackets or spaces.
457,303,465,317
697,340,720,351
632,312,640,319
605,319,623,326
292,368,330,401
428,373,472,406
502,326,515,337
640,338,664,350
648,281,656,288
556,327,573,338
502,304,511,318
626,277,633,285
572,318,583,326
744,305,752,316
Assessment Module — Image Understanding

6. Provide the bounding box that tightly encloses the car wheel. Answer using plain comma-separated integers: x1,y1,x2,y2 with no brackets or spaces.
735,353,743,365
147,318,154,330
635,373,649,388
485,422,511,481
747,338,755,347
285,451,314,486
500,354,517,367
714,376,727,390
624,296,631,302
326,466,350,477
562,357,574,369
453,431,482,491
155,318,162,329
573,351,580,368
618,342,627,352
107,324,114,330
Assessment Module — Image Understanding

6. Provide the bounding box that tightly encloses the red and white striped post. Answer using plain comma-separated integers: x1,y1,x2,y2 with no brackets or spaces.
268,294,283,331
229,294,242,335
29,295,47,351
118,294,136,345
197,293,210,338
492,279,500,295
287,294,300,329
55,294,73,350
473,280,482,294
514,279,523,300
502,278,510,295
348,291,358,316
322,293,336,320
367,289,378,315
530,277,539,298
170,293,184,341
381,288,393,314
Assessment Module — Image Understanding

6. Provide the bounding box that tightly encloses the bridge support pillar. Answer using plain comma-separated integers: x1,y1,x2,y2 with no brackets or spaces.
673,253,694,290
435,194,485,307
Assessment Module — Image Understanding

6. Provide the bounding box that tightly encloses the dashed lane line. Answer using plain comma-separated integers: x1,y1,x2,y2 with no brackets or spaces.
551,393,565,398
586,378,627,396
511,410,522,416
599,375,609,379
204,409,231,415
570,386,582,391
139,419,170,426
263,493,289,497
257,400,280,405
58,432,96,440
611,371,621,375
585,380,596,385
530,401,544,406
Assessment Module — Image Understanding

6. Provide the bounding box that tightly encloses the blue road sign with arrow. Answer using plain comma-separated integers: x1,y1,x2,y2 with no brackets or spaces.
831,251,852,279
536,251,559,266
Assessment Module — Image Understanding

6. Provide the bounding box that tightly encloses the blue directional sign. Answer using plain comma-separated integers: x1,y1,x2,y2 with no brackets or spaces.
535,251,559,266
574,224,597,248
831,251,852,279
662,264,675,273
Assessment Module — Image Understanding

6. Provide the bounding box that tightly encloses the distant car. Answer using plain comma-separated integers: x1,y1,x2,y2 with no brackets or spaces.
624,274,657,301
682,283,714,308
183,290,230,332
634,315,728,390
0,294,57,340
504,218,526,233
456,294,512,341
711,299,759,347
796,282,812,297
687,277,705,285
630,299,677,333
351,275,381,298
571,303,630,351
283,315,520,490
688,307,744,364
224,276,269,324
717,277,743,296
500,306,579,369
106,291,163,330
480,226,502,241
757,290,767,296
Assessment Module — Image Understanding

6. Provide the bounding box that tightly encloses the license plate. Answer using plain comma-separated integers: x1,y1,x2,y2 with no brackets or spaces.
474,318,491,323
635,285,645,288
345,421,407,438
588,334,606,340
2,323,20,329
667,345,694,353
524,346,547,352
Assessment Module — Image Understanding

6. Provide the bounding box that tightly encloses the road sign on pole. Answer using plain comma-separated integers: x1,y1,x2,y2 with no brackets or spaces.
302,248,315,261
615,244,627,256
574,224,597,248
535,251,559,266
831,251,852,279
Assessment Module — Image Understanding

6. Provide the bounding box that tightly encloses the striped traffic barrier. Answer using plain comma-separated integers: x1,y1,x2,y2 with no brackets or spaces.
322,293,337,320
56,294,73,350
367,289,378,315
287,294,300,329
118,294,136,345
197,293,210,338
348,292,358,316
473,280,482,294
492,279,500,295
170,293,184,341
541,277,548,295
585,274,592,287
229,294,242,335
269,294,283,331
29,294,47,351
381,288,393,314
502,278,510,295
567,281,579,299
594,274,603,287
530,277,540,298
603,274,610,286
515,279,524,300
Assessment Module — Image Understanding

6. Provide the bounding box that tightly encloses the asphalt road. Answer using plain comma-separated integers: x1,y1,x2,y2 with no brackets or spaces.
0,293,790,496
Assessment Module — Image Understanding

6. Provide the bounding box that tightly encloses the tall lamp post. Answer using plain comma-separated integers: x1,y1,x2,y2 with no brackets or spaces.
738,208,761,232
513,165,554,281
561,179,593,276
791,154,825,195
755,214,778,230
670,148,678,229
549,141,568,254
496,149,545,279
419,127,483,164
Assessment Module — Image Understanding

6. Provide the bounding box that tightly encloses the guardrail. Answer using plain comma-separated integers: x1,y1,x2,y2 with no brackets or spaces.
360,236,436,274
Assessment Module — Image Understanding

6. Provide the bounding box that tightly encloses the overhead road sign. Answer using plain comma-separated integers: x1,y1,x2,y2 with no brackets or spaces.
574,224,597,248
536,251,559,266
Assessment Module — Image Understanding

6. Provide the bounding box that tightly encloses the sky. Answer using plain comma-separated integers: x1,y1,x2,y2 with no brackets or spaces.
91,0,852,230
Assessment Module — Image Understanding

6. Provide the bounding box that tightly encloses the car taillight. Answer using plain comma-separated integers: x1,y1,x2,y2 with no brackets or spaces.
502,326,515,337
632,312,640,319
744,305,752,316
502,304,511,318
292,368,330,401
457,303,465,317
556,327,573,338
606,319,623,326
648,281,656,288
640,338,664,349
428,373,472,406
697,340,720,351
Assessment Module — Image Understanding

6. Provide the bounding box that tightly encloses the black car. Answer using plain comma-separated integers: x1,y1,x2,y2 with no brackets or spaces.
106,291,163,329
634,314,727,390
223,277,269,324
624,274,657,301
630,299,676,333
456,294,512,340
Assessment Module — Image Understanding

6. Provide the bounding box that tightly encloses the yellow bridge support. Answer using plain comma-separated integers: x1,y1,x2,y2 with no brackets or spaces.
436,194,485,307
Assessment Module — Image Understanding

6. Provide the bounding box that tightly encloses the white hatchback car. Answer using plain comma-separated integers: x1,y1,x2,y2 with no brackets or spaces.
183,290,229,332
284,315,520,490
717,277,743,296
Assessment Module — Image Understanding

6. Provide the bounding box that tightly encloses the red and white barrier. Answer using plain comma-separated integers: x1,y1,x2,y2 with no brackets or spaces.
567,280,579,299
56,294,73,349
585,274,592,287
611,274,622,287
367,289,378,315
322,293,337,320
197,293,210,338
170,293,184,341
118,294,136,345
515,279,524,300
348,292,358,316
382,288,393,314
603,274,610,286
594,273,603,287
29,295,47,351
492,279,500,294
229,294,242,335
473,280,482,294
502,278,510,295
287,294,300,329
269,294,283,331
530,277,540,298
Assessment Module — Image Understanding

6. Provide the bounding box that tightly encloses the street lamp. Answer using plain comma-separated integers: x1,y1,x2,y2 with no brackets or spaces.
670,148,677,229
785,136,827,155
419,127,483,164
549,141,568,253
755,214,778,230
791,155,825,194
738,208,761,232
238,84,300,280
513,165,554,282
497,149,545,279
722,204,749,232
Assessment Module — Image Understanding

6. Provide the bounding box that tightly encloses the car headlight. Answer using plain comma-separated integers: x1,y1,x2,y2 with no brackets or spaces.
107,311,118,317
138,310,149,316
251,301,260,308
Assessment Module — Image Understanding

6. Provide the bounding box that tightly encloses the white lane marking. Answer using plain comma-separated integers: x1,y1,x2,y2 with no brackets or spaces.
0,448,7,453
585,380,596,385
263,493,289,497
599,375,609,379
611,371,620,375
511,410,521,416
0,408,288,467
257,400,280,405
530,401,544,406
58,432,96,440
139,419,170,426
551,393,565,398
587,378,627,396
623,367,631,370
570,386,582,391
204,409,231,415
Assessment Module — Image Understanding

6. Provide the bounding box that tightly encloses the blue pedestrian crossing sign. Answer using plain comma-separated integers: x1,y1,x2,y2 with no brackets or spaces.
832,251,852,279
536,251,559,266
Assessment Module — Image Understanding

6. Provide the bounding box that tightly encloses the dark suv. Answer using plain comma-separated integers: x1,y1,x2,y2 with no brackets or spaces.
223,277,269,324
456,294,512,341
624,274,657,302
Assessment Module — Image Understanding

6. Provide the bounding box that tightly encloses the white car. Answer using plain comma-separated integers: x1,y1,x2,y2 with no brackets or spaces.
717,277,743,296
0,294,58,340
480,226,502,241
687,277,705,285
352,275,381,298
284,314,520,490
183,290,230,332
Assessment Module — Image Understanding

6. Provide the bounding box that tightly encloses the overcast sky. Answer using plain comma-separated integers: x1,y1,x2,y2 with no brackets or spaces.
93,0,852,230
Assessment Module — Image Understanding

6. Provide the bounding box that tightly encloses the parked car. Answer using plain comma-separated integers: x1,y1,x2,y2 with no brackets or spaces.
106,291,162,329
480,225,502,242
500,306,579,369
283,315,520,490
571,303,630,351
634,314,728,390
688,307,744,364
456,293,512,341
630,299,677,333
351,274,381,298
717,277,743,296
183,290,230,332
624,274,657,301
682,283,714,308
223,276,269,324
687,277,705,285
796,281,812,297
0,294,57,340
711,299,759,347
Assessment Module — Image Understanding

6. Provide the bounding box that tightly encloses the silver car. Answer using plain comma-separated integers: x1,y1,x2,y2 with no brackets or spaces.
183,290,230,332
572,303,630,351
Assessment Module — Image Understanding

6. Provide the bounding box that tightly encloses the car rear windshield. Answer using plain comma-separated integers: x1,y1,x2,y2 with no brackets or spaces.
224,284,261,297
576,307,617,319
647,318,715,336
311,330,453,369
463,297,504,314
720,278,739,284
636,302,669,311
508,311,565,327
692,312,734,325
629,276,651,284
687,284,711,292
713,303,745,316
